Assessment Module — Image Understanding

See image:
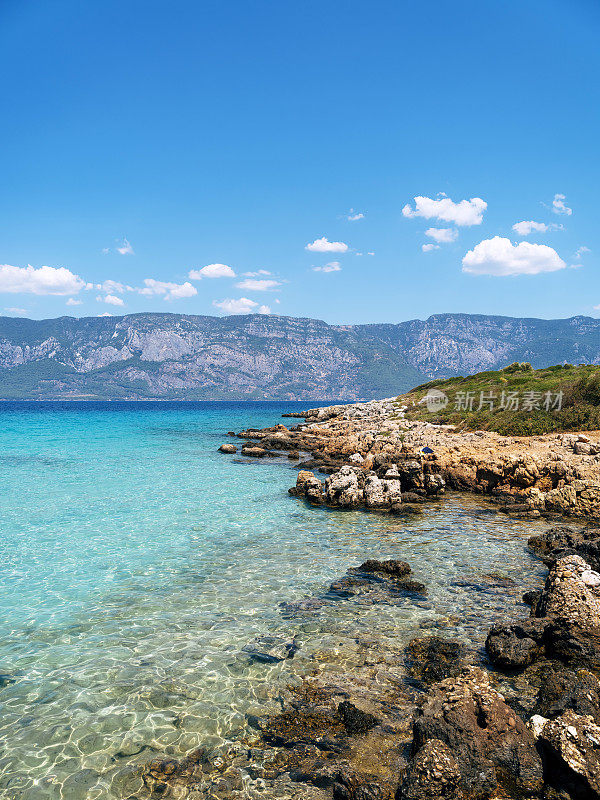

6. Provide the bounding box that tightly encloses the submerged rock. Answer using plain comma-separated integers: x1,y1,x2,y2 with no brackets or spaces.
327,560,426,602
404,637,466,687
337,701,380,735
242,635,299,663
355,559,411,577
279,597,325,619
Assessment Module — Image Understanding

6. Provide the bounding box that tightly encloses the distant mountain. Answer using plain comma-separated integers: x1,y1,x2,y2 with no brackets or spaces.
0,312,598,400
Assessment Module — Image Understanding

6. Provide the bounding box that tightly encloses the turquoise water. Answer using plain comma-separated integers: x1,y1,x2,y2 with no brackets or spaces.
0,402,549,799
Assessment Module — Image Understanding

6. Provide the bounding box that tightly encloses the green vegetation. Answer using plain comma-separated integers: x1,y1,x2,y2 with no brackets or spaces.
397,363,600,435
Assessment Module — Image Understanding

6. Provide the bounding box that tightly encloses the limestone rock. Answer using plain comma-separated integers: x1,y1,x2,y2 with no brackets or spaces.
325,467,363,508
218,443,237,453
534,709,600,799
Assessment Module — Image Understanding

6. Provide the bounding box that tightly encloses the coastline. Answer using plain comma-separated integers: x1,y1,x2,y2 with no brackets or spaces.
141,400,600,799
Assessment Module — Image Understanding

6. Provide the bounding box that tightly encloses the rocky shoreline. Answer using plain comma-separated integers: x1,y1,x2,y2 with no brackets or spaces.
238,398,600,519
139,401,600,800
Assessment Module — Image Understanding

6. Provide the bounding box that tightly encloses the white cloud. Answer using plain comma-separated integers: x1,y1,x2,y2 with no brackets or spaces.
0,264,85,295
422,243,440,252
188,263,236,280
305,237,349,253
347,209,365,221
243,269,271,277
97,294,125,307
99,312,113,317
462,236,567,276
66,298,83,306
235,278,281,290
139,278,197,300
313,261,342,272
425,227,458,243
5,307,28,315
512,220,549,236
116,237,135,255
211,297,272,315
213,297,259,314
101,247,110,255
575,246,591,259
367,251,375,256
101,279,127,293
402,195,487,226
552,193,572,216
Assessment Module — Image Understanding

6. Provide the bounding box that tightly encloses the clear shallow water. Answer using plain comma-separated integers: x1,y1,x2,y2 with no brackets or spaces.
0,401,550,799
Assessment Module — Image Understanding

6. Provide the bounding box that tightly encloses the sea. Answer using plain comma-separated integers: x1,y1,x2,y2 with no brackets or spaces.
0,401,549,799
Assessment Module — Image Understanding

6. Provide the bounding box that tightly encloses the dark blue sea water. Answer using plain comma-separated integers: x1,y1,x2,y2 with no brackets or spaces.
0,402,548,799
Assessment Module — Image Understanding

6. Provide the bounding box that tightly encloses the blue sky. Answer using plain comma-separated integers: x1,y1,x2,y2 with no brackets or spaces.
0,0,598,324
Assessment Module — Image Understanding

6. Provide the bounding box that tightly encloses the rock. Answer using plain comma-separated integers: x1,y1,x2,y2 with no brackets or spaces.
392,503,423,515
533,709,600,799
279,597,325,618
545,617,600,672
242,446,269,458
325,467,364,508
485,619,547,668
326,562,426,602
536,554,600,670
424,473,445,496
218,443,237,453
363,475,403,509
397,738,463,800
288,450,300,459
404,637,466,687
411,668,544,799
242,635,299,663
522,589,542,609
535,668,600,723
261,705,347,750
400,492,425,504
337,701,380,735
291,470,325,504
333,770,389,800
356,559,411,577
349,452,364,464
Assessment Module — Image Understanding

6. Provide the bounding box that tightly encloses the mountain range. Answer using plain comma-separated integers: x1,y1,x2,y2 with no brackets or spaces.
0,312,598,400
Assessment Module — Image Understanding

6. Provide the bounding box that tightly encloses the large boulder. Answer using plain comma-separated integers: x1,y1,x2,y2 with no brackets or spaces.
485,619,547,669
410,668,544,799
291,471,325,504
535,668,600,723
363,475,402,509
325,467,364,508
537,555,600,671
531,709,600,799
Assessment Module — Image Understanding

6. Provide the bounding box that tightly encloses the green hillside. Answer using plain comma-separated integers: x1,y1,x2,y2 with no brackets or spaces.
397,363,600,435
